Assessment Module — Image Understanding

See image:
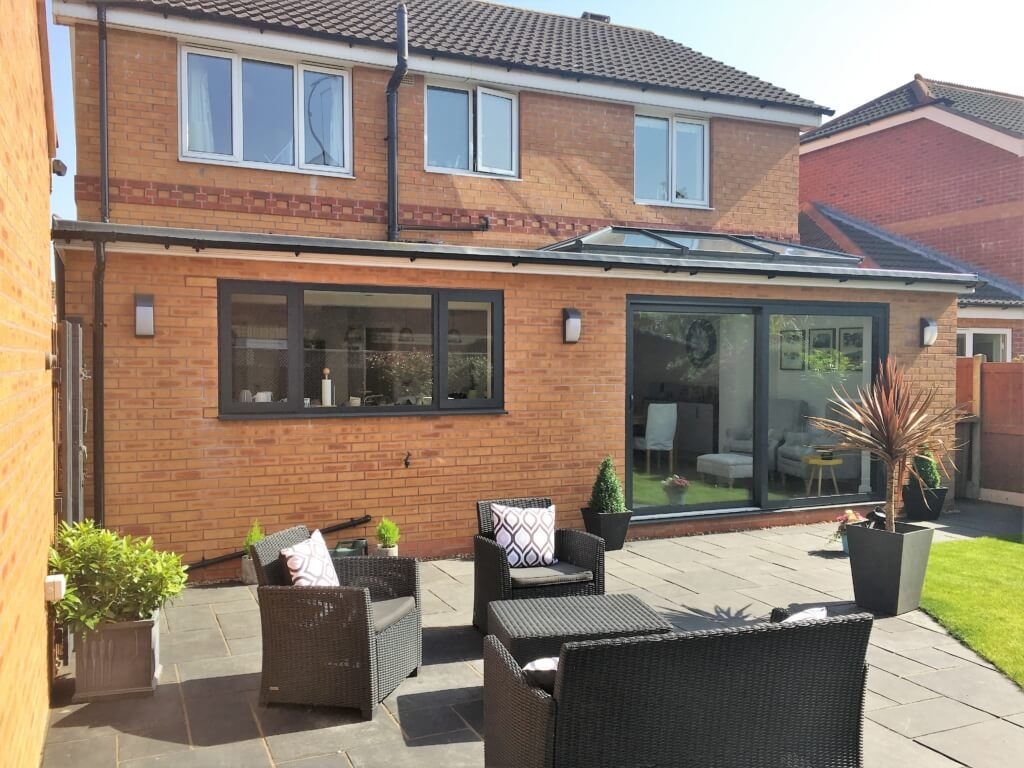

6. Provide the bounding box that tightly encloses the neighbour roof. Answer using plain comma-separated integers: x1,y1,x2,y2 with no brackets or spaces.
105,0,828,113
52,219,976,291
802,204,1024,307
802,74,1024,142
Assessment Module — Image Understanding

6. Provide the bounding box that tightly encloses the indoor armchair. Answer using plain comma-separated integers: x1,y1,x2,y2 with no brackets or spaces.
250,525,421,717
473,498,605,633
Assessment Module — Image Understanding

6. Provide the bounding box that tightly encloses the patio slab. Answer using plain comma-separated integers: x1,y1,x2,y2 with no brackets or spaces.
44,505,1024,767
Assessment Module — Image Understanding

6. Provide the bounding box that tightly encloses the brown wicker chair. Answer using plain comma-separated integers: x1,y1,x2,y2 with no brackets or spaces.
249,525,421,718
474,498,605,633
483,611,874,768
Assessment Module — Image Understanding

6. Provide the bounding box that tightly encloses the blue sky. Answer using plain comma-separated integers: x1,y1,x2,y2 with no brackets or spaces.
47,0,1022,220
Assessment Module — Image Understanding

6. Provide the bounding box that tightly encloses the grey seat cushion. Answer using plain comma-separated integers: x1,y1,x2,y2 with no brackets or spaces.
510,562,593,588
372,596,416,634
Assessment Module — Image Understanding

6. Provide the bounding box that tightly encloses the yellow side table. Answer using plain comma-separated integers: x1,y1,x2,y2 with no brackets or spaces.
802,455,843,497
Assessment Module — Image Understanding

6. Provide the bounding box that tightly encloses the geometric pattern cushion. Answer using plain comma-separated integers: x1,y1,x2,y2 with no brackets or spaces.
280,529,340,587
491,503,558,568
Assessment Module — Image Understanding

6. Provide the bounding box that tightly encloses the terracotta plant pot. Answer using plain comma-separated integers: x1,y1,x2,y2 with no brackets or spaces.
580,507,633,551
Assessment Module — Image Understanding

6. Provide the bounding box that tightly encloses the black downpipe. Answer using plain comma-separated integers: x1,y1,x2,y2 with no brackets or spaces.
93,3,110,525
386,4,408,242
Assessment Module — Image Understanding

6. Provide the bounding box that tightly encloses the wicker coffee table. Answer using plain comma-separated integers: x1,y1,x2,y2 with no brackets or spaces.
487,593,672,665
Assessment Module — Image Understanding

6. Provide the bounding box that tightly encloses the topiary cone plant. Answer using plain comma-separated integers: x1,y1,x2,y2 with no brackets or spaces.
808,356,964,615
581,456,632,551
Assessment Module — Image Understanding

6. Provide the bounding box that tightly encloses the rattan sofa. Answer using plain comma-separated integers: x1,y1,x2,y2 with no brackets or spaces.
473,498,605,633
483,611,874,768
250,525,421,718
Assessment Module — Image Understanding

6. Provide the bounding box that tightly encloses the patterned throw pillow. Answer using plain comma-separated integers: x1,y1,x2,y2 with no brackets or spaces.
491,503,558,568
280,529,340,587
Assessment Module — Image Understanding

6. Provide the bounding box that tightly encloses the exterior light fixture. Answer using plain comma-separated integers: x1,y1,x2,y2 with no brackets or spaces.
134,294,154,337
563,308,582,343
920,318,938,347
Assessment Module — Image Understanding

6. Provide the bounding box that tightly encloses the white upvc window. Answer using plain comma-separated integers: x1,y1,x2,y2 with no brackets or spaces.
425,83,518,178
957,328,1012,362
634,113,710,208
179,45,352,177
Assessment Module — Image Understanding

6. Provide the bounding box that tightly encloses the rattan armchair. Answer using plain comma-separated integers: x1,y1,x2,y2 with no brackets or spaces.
250,526,421,718
473,498,605,633
483,611,874,768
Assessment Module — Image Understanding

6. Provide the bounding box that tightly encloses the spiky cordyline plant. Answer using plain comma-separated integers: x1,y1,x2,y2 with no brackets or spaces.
807,357,963,533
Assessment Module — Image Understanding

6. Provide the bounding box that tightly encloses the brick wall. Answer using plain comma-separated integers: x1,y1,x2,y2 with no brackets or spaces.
801,119,1024,285
0,1,56,765
61,247,957,578
70,26,801,247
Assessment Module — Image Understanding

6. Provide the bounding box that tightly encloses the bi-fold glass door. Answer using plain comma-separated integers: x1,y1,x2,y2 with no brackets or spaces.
627,298,887,516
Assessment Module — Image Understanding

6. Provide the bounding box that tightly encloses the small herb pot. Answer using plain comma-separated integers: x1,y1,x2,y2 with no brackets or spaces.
376,544,398,557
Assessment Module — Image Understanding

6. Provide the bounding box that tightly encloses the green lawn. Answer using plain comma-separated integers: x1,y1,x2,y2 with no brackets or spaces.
631,470,788,508
920,536,1024,688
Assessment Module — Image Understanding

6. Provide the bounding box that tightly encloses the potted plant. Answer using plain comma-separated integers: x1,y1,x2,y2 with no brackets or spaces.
376,518,400,556
828,509,867,554
49,521,187,701
581,456,632,551
661,474,690,506
240,520,264,585
809,357,962,615
903,449,948,521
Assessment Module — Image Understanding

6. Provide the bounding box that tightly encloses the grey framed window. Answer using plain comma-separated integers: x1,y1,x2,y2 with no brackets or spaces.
218,281,503,417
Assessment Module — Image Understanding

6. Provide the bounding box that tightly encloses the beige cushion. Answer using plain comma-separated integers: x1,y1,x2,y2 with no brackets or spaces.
510,561,592,588
372,596,416,634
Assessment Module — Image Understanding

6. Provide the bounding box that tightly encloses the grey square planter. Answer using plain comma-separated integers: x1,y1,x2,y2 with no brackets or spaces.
73,611,161,702
846,521,934,616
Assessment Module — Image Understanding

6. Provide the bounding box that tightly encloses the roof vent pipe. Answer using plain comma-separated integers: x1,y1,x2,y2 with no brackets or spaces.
386,4,409,242
581,12,611,22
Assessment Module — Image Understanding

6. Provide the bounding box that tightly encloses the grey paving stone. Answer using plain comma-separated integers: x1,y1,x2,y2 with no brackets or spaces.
867,696,992,737
277,754,351,767
734,582,836,610
177,652,261,693
346,732,483,768
422,625,483,665
870,627,960,654
173,585,256,606
46,703,116,745
861,720,962,767
908,665,1024,717
120,739,272,767
864,690,898,712
226,634,262,656
383,662,483,713
184,690,261,747
116,722,191,763
210,599,258,616
394,704,468,740
452,698,484,735
42,734,116,768
938,642,998,669
872,616,925,634
1006,712,1024,727
160,629,229,664
917,718,1024,768
216,609,262,640
164,604,218,633
260,707,403,763
656,589,772,627
866,668,942,705
661,566,760,594
867,646,935,677
898,646,970,671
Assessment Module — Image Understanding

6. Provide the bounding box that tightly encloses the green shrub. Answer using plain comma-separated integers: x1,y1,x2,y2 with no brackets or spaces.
49,521,188,633
243,520,265,549
912,449,943,489
588,456,627,513
376,518,400,547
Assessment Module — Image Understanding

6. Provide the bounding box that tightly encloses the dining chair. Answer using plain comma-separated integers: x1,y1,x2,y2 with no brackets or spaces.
634,402,677,474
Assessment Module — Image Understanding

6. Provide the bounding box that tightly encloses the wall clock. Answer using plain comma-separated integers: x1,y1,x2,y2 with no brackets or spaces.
685,318,717,367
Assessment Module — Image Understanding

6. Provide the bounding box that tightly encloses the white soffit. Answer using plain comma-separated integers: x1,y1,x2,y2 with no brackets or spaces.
53,1,821,129
959,306,1024,320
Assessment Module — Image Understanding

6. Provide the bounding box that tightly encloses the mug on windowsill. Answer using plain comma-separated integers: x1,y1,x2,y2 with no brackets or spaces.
254,391,273,402
348,396,361,406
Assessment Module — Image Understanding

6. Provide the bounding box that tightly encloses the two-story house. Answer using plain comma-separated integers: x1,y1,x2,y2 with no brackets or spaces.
52,0,972,574
801,75,1024,360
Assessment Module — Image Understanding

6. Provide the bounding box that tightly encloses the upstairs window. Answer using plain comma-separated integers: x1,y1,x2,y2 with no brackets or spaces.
425,84,518,177
180,46,352,176
634,114,709,207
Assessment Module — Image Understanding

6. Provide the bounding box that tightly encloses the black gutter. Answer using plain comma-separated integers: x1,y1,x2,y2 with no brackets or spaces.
93,2,110,526
386,4,408,242
52,219,980,290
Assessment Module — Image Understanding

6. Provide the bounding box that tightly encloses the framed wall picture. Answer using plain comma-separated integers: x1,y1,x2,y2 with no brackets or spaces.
839,327,865,371
779,329,806,370
809,328,836,353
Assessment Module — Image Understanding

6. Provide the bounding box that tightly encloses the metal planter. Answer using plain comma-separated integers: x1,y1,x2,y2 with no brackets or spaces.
846,522,934,616
903,484,948,521
73,611,161,702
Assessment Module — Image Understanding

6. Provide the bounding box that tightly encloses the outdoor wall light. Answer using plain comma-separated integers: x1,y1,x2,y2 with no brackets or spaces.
135,294,155,337
920,318,938,347
563,308,582,343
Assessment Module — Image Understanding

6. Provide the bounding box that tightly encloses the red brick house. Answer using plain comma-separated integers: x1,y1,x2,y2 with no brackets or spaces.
800,75,1024,359
53,0,972,576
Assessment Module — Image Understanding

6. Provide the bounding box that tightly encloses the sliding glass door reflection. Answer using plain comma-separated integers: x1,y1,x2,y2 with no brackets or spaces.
630,310,754,511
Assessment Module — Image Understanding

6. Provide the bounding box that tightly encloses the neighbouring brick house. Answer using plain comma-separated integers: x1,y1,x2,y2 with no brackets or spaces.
53,0,973,578
0,0,58,764
800,75,1024,359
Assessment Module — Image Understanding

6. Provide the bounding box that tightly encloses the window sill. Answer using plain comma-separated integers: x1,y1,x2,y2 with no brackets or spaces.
219,407,508,421
179,154,355,179
634,199,713,211
424,166,521,181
